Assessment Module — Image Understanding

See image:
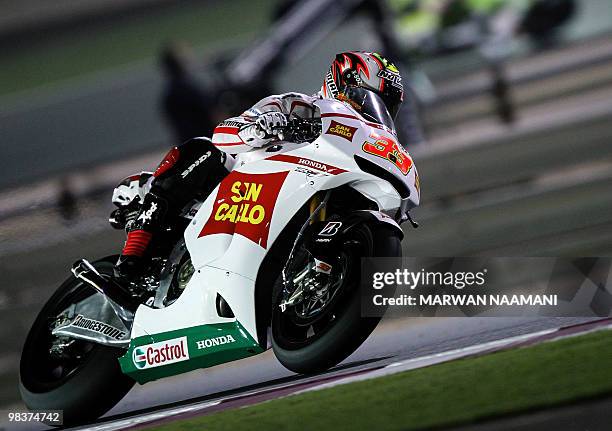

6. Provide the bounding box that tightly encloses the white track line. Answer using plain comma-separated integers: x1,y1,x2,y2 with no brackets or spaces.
73,375,352,431
291,328,556,396
294,323,612,395
71,323,612,430
76,401,221,431
78,330,554,431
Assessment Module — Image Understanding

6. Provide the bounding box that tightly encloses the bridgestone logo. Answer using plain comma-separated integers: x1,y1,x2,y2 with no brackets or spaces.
70,314,126,340
196,335,236,350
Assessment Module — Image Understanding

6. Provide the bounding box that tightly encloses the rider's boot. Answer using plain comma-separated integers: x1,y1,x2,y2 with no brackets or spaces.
114,192,168,295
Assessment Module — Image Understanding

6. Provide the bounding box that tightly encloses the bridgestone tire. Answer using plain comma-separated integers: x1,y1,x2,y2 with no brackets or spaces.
272,224,401,374
19,258,134,426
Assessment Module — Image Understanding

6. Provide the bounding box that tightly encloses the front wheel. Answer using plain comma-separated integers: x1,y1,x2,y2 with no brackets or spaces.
271,223,401,374
19,257,134,426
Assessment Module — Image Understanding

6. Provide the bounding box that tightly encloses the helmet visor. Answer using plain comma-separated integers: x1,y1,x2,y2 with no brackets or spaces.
341,87,396,131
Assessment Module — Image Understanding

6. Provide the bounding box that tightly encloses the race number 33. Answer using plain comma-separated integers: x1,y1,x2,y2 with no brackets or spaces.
362,134,412,175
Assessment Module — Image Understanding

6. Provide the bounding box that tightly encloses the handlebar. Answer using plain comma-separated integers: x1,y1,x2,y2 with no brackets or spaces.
267,116,322,144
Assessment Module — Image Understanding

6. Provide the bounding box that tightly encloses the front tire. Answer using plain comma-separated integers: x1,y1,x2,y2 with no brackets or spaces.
272,223,401,374
19,257,134,426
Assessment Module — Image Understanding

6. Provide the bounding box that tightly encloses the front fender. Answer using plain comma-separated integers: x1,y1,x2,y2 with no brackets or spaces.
305,210,404,261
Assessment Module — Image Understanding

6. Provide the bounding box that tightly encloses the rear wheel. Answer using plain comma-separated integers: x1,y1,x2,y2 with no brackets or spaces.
19,258,134,426
272,223,401,374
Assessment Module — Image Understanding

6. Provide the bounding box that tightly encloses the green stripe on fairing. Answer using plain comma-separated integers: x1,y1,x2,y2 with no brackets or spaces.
118,321,263,383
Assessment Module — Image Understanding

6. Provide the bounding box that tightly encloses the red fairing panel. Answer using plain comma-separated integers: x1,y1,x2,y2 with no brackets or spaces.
198,171,289,249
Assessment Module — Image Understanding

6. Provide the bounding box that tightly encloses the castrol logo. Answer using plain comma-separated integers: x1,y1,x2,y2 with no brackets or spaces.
132,337,189,369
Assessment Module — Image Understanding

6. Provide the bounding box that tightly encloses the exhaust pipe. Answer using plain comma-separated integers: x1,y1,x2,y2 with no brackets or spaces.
71,259,140,311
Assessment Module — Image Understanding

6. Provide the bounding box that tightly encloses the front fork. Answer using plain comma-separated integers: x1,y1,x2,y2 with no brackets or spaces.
309,193,327,223
309,193,334,276
279,192,331,312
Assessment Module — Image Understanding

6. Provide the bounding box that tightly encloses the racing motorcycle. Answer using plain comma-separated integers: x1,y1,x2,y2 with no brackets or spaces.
19,92,420,425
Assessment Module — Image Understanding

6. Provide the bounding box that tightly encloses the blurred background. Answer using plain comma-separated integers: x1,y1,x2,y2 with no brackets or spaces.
1,0,612,412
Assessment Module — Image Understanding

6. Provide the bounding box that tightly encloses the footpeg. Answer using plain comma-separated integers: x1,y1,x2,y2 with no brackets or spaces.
71,259,140,311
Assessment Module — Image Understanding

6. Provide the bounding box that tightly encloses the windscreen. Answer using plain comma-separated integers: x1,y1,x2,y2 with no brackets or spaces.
341,87,396,132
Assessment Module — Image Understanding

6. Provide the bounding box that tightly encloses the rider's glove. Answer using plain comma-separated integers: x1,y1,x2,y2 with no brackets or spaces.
256,112,288,137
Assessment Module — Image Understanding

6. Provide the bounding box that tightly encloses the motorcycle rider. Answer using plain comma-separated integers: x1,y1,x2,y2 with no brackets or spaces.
114,51,405,290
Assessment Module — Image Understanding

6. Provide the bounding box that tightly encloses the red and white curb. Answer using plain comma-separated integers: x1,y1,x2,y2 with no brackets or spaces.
73,318,612,431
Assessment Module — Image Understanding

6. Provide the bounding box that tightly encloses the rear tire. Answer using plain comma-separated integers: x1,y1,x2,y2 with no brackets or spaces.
272,224,401,374
19,257,134,426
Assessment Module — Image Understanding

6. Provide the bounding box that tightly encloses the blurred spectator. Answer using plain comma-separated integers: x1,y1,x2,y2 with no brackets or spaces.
520,0,577,49
160,42,215,143
440,0,472,28
272,0,299,21
489,60,515,124
57,177,78,222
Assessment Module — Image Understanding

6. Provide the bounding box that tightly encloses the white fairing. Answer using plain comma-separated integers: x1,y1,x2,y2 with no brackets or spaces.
130,99,420,343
